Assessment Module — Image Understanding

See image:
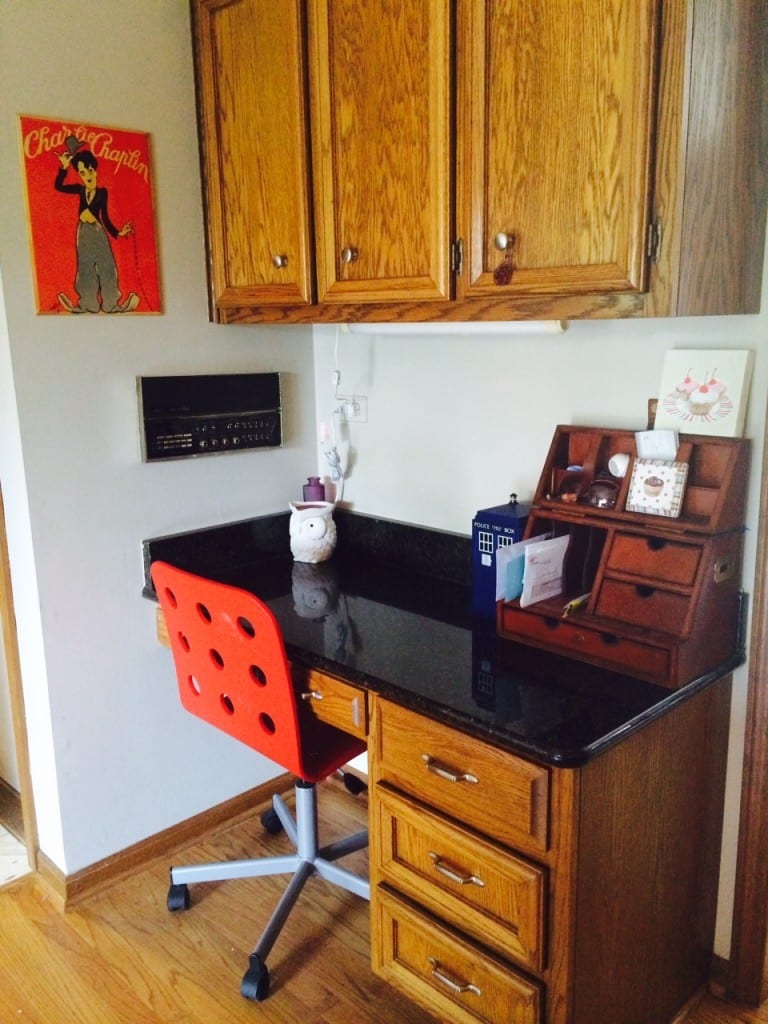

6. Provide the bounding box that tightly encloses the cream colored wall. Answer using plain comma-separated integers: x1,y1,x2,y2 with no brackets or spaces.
312,242,768,959
0,2,316,873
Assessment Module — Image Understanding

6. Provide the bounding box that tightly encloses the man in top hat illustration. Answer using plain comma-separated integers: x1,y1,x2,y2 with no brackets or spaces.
54,134,139,314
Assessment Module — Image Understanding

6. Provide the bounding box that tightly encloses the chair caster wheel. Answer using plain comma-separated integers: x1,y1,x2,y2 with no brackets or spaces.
241,954,270,1001
167,882,190,912
260,806,283,835
342,771,368,796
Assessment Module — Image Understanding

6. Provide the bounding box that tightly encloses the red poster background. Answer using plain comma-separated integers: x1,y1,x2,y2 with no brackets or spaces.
19,116,161,314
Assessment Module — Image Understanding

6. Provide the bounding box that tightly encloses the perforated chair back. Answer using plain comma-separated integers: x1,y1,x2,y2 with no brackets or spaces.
152,560,326,780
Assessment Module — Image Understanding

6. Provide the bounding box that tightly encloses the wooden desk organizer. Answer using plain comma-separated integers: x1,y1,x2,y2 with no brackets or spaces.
497,426,750,688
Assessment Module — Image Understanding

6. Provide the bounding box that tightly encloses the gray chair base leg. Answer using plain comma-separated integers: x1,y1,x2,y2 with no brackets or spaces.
167,778,369,1000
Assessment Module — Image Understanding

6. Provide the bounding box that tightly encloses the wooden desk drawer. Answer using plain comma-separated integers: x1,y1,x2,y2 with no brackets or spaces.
373,784,546,970
373,887,542,1024
595,579,689,635
499,603,670,682
605,533,701,586
292,667,367,739
373,699,549,855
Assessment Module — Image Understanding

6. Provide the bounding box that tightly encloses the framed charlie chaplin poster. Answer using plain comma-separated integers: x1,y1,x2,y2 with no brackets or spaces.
19,115,161,314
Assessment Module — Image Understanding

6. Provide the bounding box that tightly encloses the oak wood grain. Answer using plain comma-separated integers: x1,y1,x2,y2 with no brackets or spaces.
308,0,452,304
191,0,314,309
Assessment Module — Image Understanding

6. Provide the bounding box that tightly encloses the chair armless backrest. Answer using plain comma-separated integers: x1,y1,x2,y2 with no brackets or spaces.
151,561,305,778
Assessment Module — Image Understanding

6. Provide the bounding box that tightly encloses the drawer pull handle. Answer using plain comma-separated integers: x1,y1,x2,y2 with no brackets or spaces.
428,958,481,997
429,851,485,887
300,690,324,701
422,754,478,785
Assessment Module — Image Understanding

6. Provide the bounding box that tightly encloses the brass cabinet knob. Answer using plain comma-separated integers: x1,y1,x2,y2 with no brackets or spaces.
494,232,511,251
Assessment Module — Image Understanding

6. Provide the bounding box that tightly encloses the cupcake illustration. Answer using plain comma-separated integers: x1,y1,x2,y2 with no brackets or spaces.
663,365,732,423
644,475,665,497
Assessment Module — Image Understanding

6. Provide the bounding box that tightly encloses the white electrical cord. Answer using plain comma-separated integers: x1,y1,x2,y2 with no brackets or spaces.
322,422,345,503
321,329,346,502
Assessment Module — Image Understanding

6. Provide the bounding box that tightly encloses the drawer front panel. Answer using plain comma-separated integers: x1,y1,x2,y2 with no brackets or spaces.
605,533,701,586
373,888,542,1024
292,667,367,739
595,579,689,634
374,785,546,970
374,700,549,854
499,604,670,682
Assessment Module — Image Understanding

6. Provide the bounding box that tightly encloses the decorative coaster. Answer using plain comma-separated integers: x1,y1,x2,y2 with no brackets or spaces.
625,458,689,518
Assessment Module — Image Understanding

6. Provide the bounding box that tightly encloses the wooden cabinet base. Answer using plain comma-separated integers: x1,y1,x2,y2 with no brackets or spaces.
370,680,731,1024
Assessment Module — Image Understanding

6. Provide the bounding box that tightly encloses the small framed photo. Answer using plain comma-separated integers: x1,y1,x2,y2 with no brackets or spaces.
626,458,689,518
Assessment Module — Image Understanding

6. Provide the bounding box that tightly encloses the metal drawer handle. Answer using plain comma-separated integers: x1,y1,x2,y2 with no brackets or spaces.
421,754,478,785
428,957,481,997
352,695,362,727
429,851,485,887
300,690,324,701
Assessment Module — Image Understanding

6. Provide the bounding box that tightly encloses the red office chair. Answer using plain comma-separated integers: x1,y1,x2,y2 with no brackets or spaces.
151,561,369,1002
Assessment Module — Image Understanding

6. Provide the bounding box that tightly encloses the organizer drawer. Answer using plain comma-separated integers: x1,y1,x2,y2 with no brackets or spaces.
292,667,367,739
373,887,542,1024
373,699,550,855
499,604,670,682
374,784,546,970
595,579,689,635
605,533,701,586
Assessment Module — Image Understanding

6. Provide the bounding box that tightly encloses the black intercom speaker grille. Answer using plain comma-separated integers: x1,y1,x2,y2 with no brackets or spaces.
139,373,282,461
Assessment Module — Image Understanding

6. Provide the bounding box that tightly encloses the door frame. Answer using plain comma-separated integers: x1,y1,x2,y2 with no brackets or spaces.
727,422,768,1004
0,484,37,865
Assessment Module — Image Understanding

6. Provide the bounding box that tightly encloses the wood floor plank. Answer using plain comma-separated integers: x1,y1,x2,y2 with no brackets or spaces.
0,779,764,1024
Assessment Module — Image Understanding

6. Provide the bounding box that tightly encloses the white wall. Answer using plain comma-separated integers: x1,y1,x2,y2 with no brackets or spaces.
313,244,768,959
0,2,316,873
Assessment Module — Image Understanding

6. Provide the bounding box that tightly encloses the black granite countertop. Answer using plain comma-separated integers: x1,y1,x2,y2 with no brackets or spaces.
142,510,740,768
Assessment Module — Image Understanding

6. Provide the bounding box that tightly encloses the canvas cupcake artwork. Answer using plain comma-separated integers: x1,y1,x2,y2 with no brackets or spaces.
654,350,754,438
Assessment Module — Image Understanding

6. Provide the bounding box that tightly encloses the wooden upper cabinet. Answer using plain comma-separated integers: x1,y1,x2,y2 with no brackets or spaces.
307,0,452,304
456,0,660,300
191,0,314,308
191,0,767,323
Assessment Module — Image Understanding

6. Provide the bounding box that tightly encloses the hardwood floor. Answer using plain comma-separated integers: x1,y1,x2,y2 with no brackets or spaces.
0,779,765,1024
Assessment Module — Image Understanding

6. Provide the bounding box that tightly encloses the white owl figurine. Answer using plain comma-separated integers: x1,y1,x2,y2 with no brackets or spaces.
288,501,337,563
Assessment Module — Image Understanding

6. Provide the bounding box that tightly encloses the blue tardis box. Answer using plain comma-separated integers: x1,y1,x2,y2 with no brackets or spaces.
472,494,529,618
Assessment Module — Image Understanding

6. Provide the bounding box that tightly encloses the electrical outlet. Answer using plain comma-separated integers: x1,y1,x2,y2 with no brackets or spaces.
338,395,368,422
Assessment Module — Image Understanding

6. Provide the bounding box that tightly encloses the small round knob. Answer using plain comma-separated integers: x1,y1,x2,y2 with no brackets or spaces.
272,254,289,269
494,232,511,251
340,246,359,264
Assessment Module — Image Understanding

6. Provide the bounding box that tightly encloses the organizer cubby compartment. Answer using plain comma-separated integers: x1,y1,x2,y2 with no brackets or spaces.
535,425,749,533
500,426,749,688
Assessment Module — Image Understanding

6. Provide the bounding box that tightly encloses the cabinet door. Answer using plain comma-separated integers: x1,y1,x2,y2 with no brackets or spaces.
457,0,660,299
309,0,452,304
192,0,314,309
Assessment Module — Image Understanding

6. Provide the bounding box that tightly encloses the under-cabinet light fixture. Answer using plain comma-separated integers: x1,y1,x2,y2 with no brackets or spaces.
343,320,568,335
